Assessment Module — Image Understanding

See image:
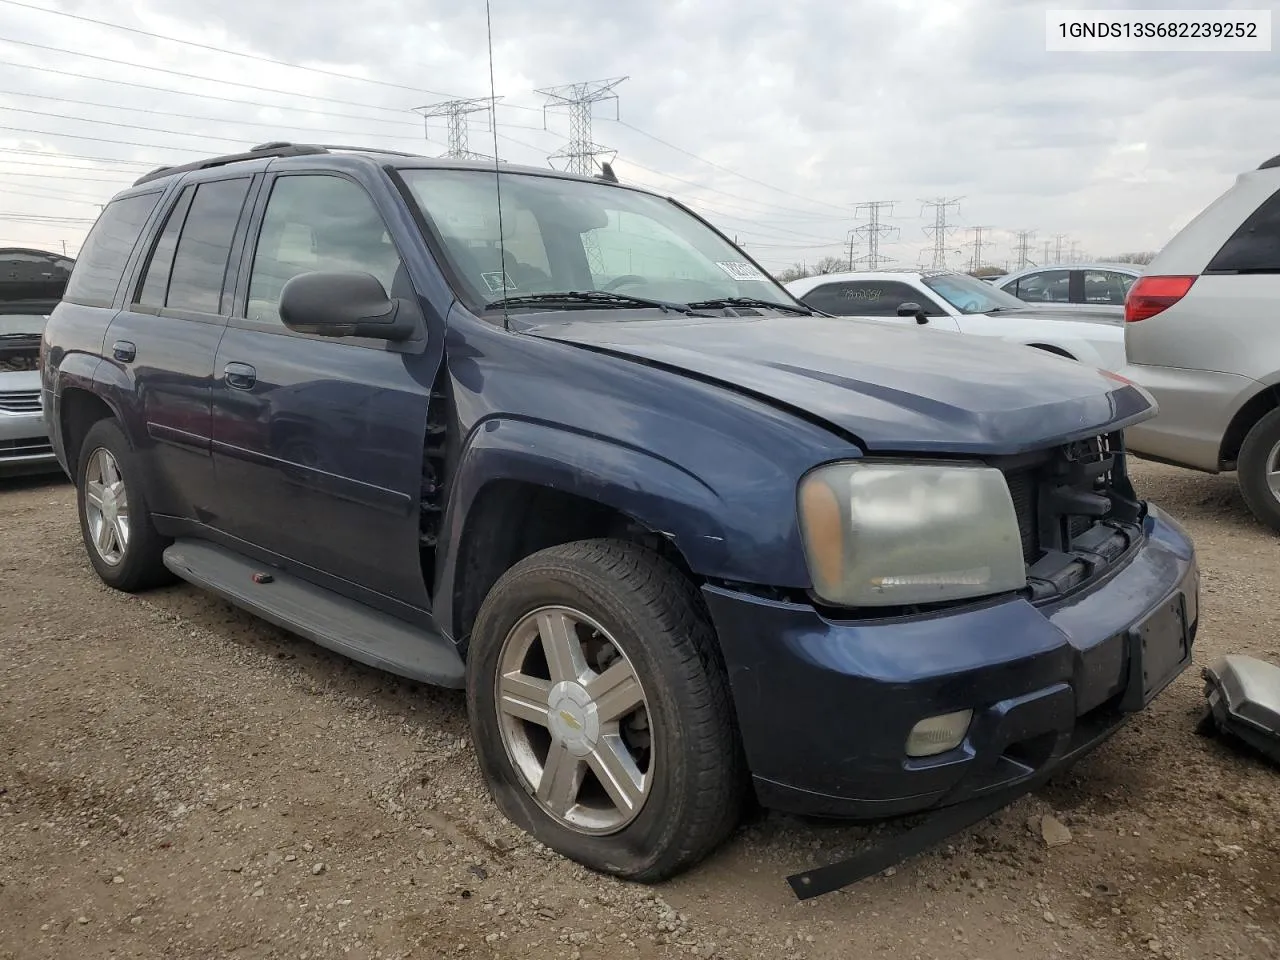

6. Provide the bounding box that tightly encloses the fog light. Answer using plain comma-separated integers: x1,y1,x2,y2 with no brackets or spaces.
905,710,973,758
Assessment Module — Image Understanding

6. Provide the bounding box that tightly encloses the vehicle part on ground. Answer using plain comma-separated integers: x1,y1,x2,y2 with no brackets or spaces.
1199,654,1280,766
467,539,744,882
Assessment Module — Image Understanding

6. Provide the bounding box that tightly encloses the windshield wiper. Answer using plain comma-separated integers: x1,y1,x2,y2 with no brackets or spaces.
485,290,704,314
685,296,813,315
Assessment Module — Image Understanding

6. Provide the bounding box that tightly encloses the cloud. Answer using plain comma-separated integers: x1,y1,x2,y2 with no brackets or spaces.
0,0,1275,269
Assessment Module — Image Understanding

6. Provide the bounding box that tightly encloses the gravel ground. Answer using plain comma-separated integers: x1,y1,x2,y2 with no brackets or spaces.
1,460,1277,960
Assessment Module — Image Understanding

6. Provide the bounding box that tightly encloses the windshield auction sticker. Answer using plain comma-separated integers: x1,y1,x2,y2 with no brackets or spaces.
715,261,768,281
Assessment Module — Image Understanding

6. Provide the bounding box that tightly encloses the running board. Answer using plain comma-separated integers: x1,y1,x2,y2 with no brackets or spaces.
162,539,465,688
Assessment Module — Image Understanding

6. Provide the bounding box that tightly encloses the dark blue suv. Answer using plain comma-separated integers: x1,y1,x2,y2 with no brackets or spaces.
41,142,1199,882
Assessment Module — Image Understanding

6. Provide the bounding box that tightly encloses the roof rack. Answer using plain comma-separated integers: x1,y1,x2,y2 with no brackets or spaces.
131,141,424,187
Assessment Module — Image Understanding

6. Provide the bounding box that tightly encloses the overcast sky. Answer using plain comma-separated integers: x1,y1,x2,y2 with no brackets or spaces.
0,0,1276,270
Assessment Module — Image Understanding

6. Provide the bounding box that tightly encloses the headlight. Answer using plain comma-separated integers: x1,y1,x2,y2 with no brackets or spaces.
797,460,1027,607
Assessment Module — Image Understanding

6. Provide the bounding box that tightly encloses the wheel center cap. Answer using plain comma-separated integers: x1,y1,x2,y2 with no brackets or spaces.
547,681,600,757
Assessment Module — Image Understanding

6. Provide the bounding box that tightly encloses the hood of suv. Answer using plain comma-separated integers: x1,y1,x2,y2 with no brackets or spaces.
525,314,1154,454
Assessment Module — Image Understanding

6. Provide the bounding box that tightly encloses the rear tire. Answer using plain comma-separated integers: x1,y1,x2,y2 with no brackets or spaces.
1236,407,1280,533
75,418,173,592
466,538,745,882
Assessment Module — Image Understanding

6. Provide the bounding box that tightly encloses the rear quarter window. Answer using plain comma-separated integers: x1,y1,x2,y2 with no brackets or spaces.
63,192,163,308
1205,187,1280,274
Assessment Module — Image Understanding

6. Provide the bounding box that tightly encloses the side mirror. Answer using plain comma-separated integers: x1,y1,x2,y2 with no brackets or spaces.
279,271,420,341
897,301,929,324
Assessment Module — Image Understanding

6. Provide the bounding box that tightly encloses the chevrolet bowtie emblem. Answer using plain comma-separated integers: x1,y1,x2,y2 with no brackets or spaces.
559,710,582,730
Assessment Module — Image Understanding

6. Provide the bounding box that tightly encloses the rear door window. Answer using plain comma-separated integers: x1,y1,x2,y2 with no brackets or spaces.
1013,269,1071,303
1081,269,1134,305
165,178,253,315
135,186,196,310
1205,188,1280,273
63,192,163,308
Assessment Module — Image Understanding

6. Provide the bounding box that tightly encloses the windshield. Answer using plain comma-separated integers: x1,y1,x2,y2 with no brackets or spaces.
400,169,799,314
921,272,1027,314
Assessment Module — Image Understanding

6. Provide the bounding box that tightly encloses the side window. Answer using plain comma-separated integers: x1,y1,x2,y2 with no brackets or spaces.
135,186,195,309
63,192,163,308
1082,269,1133,306
798,282,853,314
801,281,943,316
247,175,403,325
1013,269,1070,303
1206,187,1280,273
165,178,252,315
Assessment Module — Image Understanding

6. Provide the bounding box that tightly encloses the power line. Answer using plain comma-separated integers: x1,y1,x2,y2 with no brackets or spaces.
0,87,427,141
851,200,898,270
0,121,229,155
0,0,468,102
0,59,424,128
0,37,419,117
415,98,497,159
536,77,627,176
607,118,855,216
0,148,156,167
921,197,963,270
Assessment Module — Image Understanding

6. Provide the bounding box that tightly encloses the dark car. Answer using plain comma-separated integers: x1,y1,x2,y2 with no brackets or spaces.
41,142,1200,882
1,247,73,475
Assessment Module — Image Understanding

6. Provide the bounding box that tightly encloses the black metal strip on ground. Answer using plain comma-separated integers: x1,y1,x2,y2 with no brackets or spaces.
785,789,1031,900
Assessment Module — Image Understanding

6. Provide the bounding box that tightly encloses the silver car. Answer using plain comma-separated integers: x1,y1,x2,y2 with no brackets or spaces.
0,248,72,477
1120,152,1280,531
994,262,1142,323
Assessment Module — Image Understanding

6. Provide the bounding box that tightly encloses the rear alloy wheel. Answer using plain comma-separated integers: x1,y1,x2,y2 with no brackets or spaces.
1237,408,1280,533
466,539,744,882
75,419,173,591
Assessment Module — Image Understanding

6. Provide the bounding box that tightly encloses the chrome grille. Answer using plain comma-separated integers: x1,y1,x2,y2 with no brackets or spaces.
0,436,52,457
0,389,42,414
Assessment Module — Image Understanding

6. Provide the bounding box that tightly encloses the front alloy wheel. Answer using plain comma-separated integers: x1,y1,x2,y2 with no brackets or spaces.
496,605,653,834
467,539,744,882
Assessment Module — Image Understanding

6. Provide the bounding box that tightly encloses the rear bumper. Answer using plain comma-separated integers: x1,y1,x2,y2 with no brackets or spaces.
703,505,1199,819
1118,363,1256,472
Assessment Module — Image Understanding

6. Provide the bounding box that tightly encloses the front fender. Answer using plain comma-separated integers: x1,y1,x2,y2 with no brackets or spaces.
432,416,809,640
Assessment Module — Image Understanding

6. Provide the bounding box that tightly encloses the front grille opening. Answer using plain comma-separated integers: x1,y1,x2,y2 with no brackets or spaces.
998,430,1144,601
0,389,42,413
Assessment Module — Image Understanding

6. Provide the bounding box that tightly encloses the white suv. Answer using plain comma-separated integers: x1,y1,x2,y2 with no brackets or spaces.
1121,153,1280,531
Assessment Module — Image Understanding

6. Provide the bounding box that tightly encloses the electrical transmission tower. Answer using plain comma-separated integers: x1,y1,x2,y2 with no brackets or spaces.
1053,233,1068,264
535,77,628,175
1069,240,1083,263
851,200,897,270
414,97,499,159
1042,240,1053,265
965,226,992,273
921,197,963,270
1012,230,1035,269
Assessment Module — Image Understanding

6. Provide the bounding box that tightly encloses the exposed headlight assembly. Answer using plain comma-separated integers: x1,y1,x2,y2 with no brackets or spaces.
797,461,1027,607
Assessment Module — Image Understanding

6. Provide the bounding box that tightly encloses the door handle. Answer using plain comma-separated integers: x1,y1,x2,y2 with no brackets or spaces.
112,340,136,363
224,362,257,390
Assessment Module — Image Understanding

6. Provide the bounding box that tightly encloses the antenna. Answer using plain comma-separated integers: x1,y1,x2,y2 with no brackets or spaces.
483,0,509,330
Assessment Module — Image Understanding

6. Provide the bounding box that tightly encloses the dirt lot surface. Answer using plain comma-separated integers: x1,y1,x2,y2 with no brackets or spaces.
1,461,1277,960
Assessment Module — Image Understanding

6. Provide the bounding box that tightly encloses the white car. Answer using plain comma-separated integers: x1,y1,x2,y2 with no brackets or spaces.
785,270,1126,371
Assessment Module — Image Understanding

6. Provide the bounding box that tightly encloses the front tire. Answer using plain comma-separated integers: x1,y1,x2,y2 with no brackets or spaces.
75,418,173,592
1236,407,1280,533
466,539,744,882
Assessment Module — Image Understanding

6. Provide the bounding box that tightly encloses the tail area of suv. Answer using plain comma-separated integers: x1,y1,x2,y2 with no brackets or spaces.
1122,152,1280,531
